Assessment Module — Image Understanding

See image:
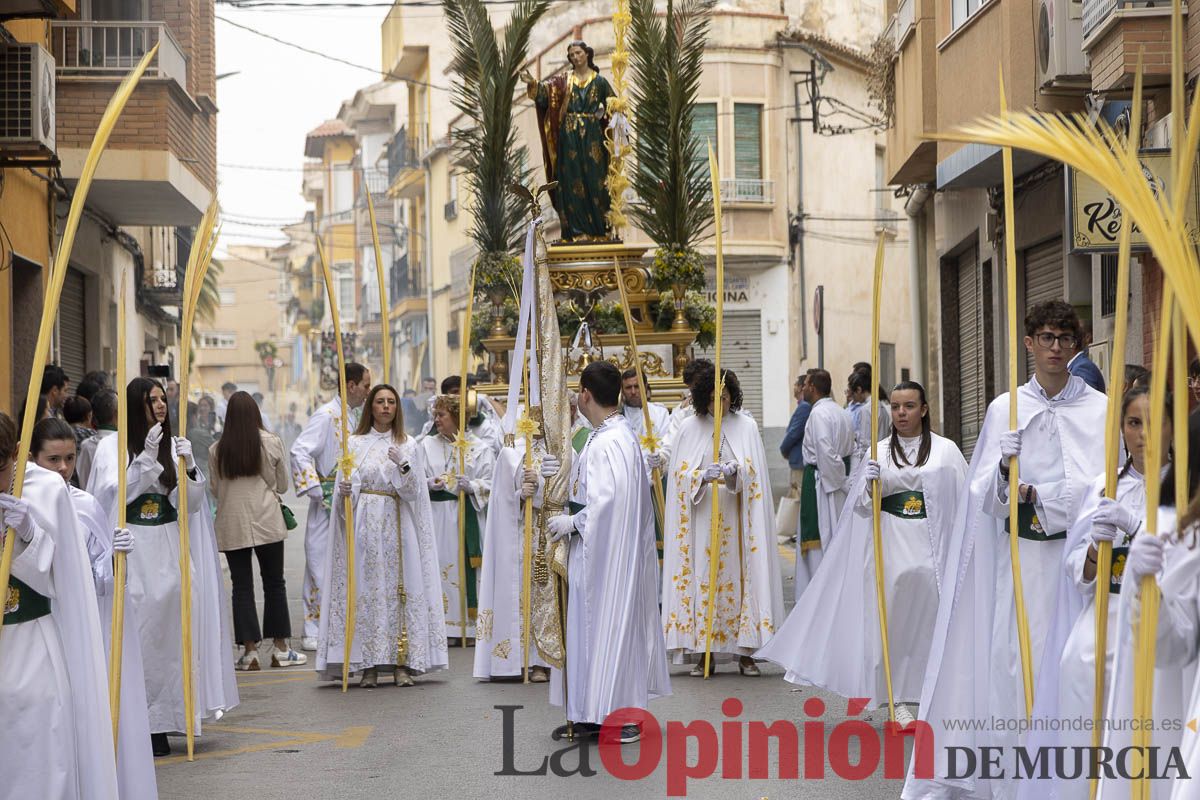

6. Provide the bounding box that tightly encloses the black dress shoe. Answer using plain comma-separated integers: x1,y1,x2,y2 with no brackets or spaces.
151,733,171,757
551,721,600,741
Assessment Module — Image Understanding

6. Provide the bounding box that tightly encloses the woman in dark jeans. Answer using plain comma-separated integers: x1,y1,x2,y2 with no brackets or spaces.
209,391,305,670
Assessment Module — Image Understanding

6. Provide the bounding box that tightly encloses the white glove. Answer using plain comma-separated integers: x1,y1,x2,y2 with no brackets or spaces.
518,475,537,500
540,455,561,479
1088,522,1118,547
547,514,576,542
645,451,667,471
720,460,739,478
1094,497,1141,535
337,478,353,497
112,527,134,553
701,463,723,482
454,475,474,495
999,430,1022,460
864,459,881,484
144,423,164,456
428,476,447,492
1126,533,1166,583
173,437,195,470
387,445,409,472
0,494,35,543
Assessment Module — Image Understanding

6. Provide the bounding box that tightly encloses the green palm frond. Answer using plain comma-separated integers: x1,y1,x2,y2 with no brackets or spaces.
445,0,550,258
629,0,715,249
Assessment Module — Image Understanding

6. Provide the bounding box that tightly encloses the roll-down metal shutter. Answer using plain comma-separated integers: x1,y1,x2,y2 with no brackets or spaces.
957,246,985,458
695,310,763,424
58,267,87,386
1023,238,1064,377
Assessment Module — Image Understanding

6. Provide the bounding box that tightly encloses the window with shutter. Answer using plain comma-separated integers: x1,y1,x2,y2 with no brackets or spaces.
733,103,762,180
691,103,718,175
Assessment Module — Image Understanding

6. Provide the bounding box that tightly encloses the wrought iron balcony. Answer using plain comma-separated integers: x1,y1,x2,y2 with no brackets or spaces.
51,21,188,91
720,178,775,204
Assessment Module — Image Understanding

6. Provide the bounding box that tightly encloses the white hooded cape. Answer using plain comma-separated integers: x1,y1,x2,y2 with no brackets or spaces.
903,376,1107,800
550,415,671,723
87,433,238,734
1,464,118,799
758,432,966,706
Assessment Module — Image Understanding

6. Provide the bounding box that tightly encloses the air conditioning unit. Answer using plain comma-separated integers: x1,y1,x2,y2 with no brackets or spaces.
1037,0,1089,92
0,43,56,156
1145,115,1171,149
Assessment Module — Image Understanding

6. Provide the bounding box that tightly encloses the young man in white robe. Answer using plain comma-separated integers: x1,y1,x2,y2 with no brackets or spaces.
289,362,371,651
0,411,119,800
758,381,967,727
847,367,893,472
795,368,855,600
89,377,238,757
33,417,158,799
903,300,1107,800
660,365,783,677
473,429,555,681
546,360,670,742
419,394,494,641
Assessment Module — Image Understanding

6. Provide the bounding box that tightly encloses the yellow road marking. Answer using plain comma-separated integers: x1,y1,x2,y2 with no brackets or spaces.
156,724,372,766
236,672,315,688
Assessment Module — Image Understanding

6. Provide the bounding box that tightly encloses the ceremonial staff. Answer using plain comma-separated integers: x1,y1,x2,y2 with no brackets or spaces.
0,44,160,656
315,238,357,692
998,71,1035,720
455,265,479,647
867,233,896,723
176,200,220,762
612,258,667,534
519,342,535,683
109,268,129,750
365,188,391,385
700,141,725,678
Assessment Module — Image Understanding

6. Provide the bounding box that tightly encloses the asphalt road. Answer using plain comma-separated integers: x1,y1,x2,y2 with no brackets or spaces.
155,488,906,800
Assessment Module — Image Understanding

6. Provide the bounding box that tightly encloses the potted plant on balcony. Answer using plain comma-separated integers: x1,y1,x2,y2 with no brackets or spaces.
445,0,550,340
629,0,716,328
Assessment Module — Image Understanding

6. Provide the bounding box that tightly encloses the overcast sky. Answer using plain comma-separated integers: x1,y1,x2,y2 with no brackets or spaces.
214,4,392,254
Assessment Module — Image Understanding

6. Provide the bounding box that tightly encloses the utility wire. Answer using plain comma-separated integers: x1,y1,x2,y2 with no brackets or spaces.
216,15,452,91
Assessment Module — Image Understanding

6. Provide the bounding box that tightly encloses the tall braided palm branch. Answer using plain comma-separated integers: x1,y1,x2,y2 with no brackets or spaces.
444,0,550,262
629,0,715,250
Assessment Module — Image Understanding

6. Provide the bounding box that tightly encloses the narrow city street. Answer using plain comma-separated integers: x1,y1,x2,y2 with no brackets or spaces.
155,492,901,800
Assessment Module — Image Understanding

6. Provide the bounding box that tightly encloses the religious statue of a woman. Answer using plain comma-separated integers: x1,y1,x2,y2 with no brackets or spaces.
521,40,614,243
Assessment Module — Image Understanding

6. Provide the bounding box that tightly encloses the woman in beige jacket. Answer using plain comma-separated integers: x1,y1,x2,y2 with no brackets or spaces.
209,391,306,670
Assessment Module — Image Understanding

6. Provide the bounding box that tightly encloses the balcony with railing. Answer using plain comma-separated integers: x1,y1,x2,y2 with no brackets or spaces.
720,179,774,204
363,166,390,196
1082,0,1177,91
385,123,430,197
51,14,214,227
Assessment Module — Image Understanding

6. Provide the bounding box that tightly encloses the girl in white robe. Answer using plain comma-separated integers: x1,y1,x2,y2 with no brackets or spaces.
87,377,237,756
419,394,494,640
473,436,551,680
661,367,783,676
317,384,447,687
31,418,158,799
0,408,118,800
758,381,967,722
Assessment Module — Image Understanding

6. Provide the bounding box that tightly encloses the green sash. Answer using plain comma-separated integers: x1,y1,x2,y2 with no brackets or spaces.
126,492,177,527
319,474,337,512
4,575,50,626
799,465,821,552
880,490,928,520
1007,502,1067,542
571,427,590,454
430,489,482,610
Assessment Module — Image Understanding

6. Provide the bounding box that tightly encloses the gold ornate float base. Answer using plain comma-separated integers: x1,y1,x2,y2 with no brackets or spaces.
478,242,696,399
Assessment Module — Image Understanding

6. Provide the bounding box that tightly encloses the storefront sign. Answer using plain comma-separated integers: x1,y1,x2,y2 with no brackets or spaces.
1066,149,1200,254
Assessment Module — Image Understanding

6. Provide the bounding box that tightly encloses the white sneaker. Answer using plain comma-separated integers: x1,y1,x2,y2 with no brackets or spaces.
271,648,307,668
301,636,318,651
234,651,260,671
893,705,916,727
